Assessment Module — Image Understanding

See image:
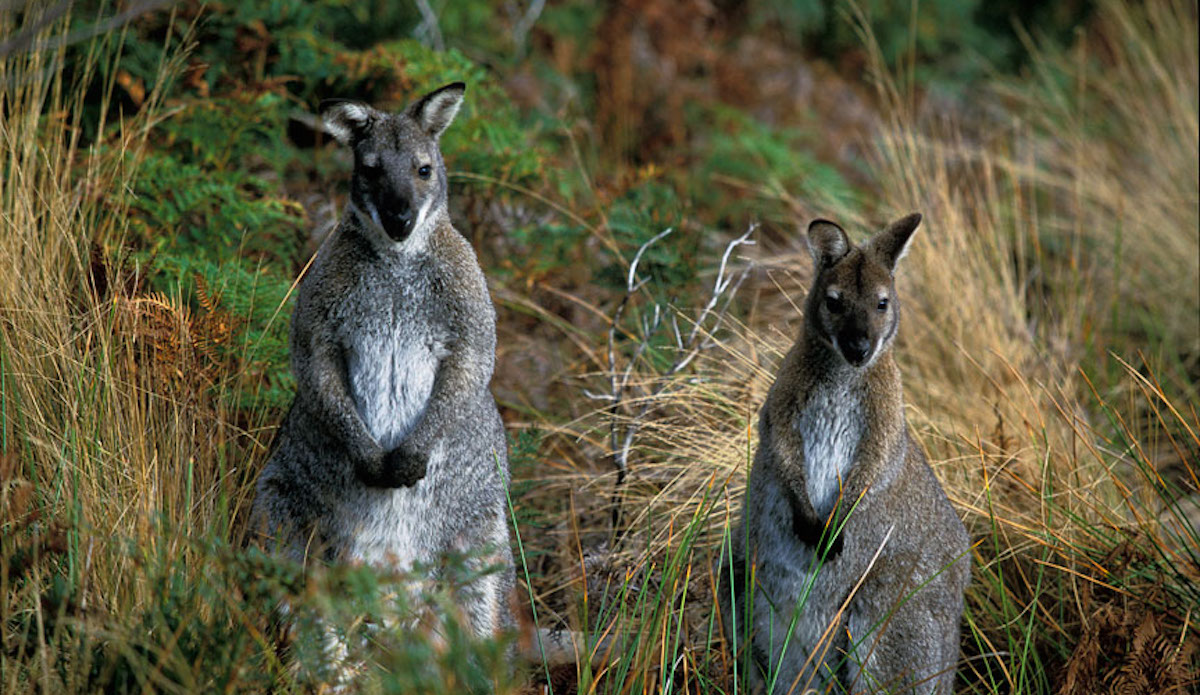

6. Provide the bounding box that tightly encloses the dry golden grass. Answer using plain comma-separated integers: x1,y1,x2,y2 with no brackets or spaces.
547,0,1198,690
1,0,1196,693
0,2,265,666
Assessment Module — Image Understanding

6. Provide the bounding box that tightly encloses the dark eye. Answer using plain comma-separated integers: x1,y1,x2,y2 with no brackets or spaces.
417,164,432,179
825,294,844,314
360,161,382,178
877,297,889,312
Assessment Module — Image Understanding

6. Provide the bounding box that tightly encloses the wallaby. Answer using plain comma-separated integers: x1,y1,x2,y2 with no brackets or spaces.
252,83,514,641
722,214,970,694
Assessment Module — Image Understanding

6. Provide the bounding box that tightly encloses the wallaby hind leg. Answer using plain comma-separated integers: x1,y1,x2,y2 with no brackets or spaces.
843,591,959,694
451,513,515,639
456,565,506,638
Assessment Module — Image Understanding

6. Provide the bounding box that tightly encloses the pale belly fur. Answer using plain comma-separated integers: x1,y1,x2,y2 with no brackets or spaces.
348,330,442,451
342,329,446,569
338,454,447,569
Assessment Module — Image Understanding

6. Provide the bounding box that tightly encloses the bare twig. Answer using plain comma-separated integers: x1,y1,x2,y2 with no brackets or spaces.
626,228,674,292
509,0,545,57
412,0,445,53
602,224,757,539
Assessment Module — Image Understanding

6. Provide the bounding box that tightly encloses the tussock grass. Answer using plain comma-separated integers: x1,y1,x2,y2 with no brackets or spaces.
2,9,516,691
2,0,179,583
548,0,1199,692
1,0,1196,693
0,4,267,690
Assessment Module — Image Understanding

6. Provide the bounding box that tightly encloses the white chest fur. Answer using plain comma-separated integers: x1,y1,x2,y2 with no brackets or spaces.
347,328,446,451
795,386,864,518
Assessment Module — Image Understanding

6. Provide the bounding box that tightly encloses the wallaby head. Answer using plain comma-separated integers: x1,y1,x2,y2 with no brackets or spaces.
803,212,922,368
320,82,465,244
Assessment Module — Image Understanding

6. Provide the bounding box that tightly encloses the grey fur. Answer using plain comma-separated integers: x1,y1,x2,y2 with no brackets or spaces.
722,214,969,694
253,83,514,639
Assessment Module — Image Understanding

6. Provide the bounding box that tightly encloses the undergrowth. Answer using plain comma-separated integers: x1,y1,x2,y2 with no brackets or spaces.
1,0,1197,693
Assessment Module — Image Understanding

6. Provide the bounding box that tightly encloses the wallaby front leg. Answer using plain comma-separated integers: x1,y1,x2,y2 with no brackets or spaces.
765,407,844,558
387,347,484,470
305,339,386,483
782,483,843,558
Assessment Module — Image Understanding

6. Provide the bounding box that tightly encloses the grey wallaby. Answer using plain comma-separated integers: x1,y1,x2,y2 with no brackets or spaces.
722,214,970,694
252,83,514,638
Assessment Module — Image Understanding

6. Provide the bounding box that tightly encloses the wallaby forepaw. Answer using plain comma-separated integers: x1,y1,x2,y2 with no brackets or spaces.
352,446,425,488
377,446,428,488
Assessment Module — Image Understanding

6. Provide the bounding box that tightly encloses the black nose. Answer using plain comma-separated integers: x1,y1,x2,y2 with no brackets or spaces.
839,334,872,366
382,204,414,241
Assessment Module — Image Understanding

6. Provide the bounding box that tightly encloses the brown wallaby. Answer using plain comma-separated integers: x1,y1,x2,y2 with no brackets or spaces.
722,213,970,694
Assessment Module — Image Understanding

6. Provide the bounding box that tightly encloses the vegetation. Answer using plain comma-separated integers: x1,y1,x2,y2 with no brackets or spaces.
1,0,1196,693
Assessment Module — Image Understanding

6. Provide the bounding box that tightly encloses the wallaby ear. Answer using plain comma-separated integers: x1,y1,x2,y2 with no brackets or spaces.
869,212,922,272
320,99,374,146
806,219,851,268
407,82,466,139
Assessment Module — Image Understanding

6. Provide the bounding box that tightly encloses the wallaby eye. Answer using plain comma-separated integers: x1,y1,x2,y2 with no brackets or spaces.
825,294,844,314
877,297,889,312
417,164,432,180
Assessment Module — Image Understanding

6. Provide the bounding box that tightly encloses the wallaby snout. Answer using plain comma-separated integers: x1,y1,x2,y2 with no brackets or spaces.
350,149,426,243
376,183,415,242
836,319,873,366
835,309,873,364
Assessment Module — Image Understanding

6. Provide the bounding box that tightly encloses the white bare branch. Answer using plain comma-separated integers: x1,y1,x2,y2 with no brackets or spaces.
597,224,757,539
626,228,673,292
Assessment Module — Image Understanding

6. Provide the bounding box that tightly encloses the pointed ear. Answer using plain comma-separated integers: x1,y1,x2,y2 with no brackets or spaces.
806,219,851,268
320,99,374,146
407,82,466,139
869,212,922,272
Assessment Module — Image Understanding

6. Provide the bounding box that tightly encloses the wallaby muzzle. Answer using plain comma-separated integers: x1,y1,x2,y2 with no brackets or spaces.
377,187,416,242
380,203,414,242
837,327,873,366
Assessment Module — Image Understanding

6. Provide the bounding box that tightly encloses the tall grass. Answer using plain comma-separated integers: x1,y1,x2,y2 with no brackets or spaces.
1,4,525,692
550,0,1198,692
0,3,262,690
1,0,1196,693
